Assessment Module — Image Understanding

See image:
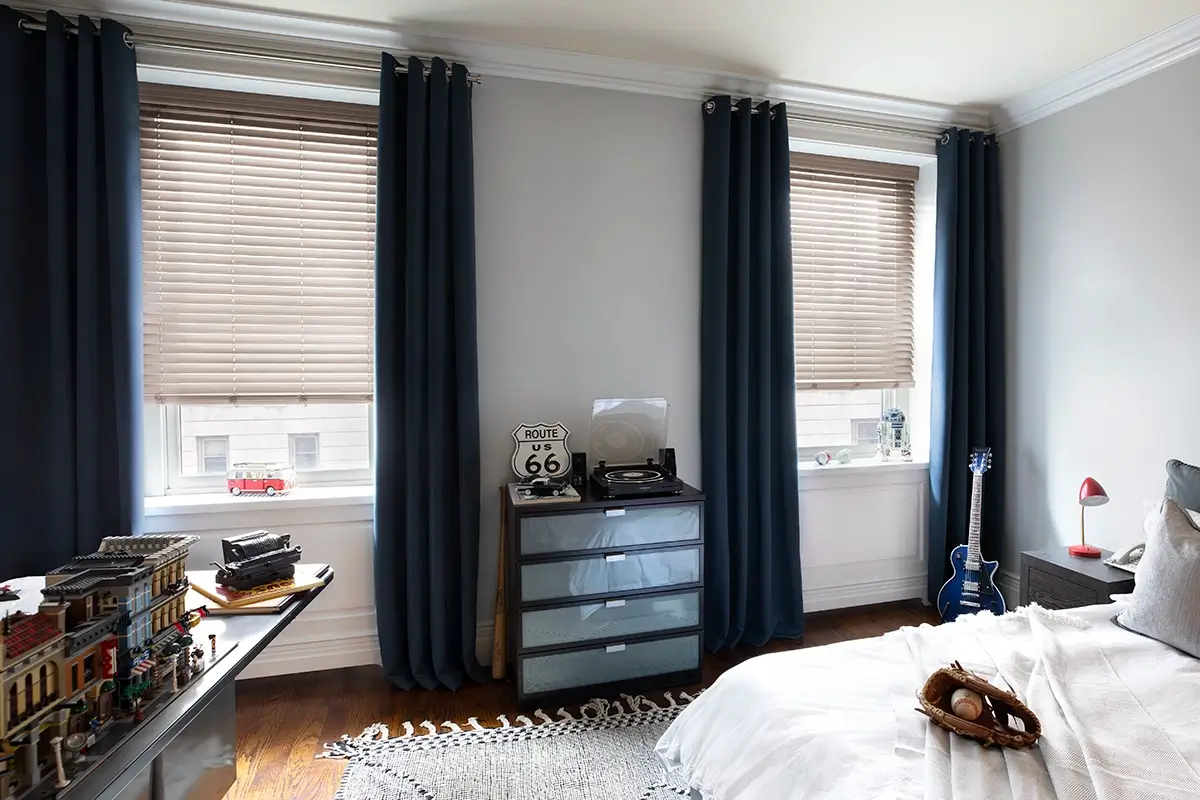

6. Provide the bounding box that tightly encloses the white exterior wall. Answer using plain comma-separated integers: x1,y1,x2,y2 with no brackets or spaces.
179,405,370,474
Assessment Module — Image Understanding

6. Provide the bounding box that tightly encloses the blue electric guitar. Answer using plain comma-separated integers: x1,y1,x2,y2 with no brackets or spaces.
937,447,1007,622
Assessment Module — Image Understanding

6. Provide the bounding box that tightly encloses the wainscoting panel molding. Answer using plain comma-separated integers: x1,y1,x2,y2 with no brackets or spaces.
798,466,930,613
996,569,1021,609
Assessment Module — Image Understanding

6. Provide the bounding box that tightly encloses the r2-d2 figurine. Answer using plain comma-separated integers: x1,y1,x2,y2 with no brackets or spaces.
876,408,912,462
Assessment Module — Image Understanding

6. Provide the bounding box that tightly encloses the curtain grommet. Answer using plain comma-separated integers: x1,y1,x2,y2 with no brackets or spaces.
703,100,717,115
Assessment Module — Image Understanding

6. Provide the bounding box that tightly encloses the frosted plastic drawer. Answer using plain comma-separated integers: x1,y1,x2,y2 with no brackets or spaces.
520,546,701,603
521,634,701,696
521,590,700,648
520,503,701,556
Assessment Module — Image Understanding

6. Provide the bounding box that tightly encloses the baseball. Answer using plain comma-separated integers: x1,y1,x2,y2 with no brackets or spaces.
950,688,984,721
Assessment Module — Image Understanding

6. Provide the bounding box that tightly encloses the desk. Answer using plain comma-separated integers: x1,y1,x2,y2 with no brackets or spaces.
19,566,332,800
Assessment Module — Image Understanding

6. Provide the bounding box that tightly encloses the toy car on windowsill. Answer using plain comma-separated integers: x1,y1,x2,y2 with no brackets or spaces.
517,476,569,498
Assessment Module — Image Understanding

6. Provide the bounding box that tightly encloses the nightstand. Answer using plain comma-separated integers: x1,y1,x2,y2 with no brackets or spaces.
1019,549,1135,610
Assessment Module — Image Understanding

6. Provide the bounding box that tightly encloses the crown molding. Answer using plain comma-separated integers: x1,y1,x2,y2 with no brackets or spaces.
996,12,1200,135
26,0,992,134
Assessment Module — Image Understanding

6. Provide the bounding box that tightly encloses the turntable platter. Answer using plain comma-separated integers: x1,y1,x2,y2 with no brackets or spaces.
606,469,664,483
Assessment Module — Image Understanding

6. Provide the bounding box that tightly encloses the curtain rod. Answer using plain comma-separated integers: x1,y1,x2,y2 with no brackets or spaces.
705,99,775,117
15,18,483,84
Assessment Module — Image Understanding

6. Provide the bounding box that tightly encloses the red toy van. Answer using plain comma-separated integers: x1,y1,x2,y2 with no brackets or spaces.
226,463,297,496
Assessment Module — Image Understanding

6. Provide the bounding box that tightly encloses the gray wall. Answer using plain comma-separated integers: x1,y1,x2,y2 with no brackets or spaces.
1001,56,1200,570
473,77,702,619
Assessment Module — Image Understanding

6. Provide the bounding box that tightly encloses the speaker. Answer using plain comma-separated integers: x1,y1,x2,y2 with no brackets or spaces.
658,447,677,477
571,452,588,488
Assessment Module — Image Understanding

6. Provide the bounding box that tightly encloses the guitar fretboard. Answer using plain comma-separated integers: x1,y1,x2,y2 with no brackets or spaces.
967,473,983,569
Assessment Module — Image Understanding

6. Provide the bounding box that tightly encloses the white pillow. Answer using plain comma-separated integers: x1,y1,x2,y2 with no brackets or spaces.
1117,498,1200,658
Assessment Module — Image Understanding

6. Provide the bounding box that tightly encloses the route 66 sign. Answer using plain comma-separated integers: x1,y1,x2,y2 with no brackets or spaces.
511,422,571,479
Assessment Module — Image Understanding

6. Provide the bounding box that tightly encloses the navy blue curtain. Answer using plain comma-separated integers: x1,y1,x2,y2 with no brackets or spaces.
0,7,142,578
700,96,804,650
928,128,1005,603
374,54,485,691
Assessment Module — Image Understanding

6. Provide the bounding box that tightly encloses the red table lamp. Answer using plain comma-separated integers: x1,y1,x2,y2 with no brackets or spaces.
1072,477,1108,557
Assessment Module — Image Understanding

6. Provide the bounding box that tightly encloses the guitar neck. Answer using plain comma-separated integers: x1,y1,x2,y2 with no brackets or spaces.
967,473,983,567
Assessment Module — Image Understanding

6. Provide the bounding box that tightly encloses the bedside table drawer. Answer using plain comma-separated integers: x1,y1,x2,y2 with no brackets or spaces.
1026,567,1098,610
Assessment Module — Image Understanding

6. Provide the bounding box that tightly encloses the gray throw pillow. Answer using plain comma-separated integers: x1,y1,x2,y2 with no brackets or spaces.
1117,498,1200,658
1165,459,1200,511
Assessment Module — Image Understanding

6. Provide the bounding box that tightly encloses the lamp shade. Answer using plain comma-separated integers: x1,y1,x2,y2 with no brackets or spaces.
1078,477,1109,507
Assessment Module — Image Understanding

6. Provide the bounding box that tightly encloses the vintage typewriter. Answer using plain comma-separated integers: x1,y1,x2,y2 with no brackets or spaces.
214,530,303,590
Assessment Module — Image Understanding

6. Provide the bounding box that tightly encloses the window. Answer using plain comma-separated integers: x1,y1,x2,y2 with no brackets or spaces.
790,153,917,454
197,436,228,474
140,84,377,494
290,433,320,470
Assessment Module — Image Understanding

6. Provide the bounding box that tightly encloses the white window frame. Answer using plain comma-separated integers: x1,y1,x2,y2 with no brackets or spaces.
144,405,374,497
289,433,321,471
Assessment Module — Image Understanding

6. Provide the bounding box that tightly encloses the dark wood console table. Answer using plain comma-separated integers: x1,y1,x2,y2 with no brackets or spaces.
31,565,332,800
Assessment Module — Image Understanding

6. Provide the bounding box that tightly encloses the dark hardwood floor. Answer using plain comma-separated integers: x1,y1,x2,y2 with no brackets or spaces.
225,600,939,799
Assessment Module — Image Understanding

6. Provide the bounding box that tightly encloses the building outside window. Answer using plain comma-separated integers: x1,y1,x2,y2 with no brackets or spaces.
290,433,320,470
197,437,229,475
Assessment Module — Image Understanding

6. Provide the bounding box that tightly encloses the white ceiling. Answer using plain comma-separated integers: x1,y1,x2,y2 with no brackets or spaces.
171,0,1200,107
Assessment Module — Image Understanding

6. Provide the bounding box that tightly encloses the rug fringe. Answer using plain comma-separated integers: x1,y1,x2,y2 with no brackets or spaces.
318,722,391,759
318,691,702,760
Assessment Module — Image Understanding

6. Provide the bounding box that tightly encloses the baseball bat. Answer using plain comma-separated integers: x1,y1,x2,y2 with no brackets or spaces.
491,485,508,680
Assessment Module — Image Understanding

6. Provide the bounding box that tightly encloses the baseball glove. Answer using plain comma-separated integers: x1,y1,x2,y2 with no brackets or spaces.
915,661,1041,748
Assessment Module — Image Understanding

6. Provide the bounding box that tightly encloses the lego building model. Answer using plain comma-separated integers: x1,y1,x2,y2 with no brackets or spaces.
1,535,199,799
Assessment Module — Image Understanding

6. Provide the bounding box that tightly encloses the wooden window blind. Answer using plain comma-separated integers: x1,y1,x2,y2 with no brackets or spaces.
790,153,918,390
140,84,378,404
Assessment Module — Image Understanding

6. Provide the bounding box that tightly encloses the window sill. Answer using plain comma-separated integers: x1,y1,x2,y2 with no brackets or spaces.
797,457,929,476
144,485,374,518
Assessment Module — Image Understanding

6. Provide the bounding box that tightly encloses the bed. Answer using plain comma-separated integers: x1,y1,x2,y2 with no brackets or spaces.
655,596,1200,799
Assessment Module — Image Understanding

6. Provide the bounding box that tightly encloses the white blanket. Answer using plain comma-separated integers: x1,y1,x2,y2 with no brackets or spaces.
655,600,1200,799
891,605,1200,799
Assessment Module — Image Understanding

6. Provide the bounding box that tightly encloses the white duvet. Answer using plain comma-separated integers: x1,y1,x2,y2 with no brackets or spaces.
655,599,1200,799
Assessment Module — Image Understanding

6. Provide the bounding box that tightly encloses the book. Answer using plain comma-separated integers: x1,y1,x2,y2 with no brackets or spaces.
203,593,298,616
507,482,581,506
190,564,329,609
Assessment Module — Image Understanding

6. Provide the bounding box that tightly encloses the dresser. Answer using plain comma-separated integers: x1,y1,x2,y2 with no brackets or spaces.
504,482,705,709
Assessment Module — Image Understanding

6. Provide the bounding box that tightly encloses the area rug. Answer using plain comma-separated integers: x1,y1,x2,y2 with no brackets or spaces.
320,692,698,800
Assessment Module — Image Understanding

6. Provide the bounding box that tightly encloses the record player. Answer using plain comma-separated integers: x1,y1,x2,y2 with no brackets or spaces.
587,398,683,499
591,451,683,499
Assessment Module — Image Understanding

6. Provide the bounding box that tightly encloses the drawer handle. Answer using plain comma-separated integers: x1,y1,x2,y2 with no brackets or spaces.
605,553,626,562
605,508,626,517
605,599,626,608
605,643,626,653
